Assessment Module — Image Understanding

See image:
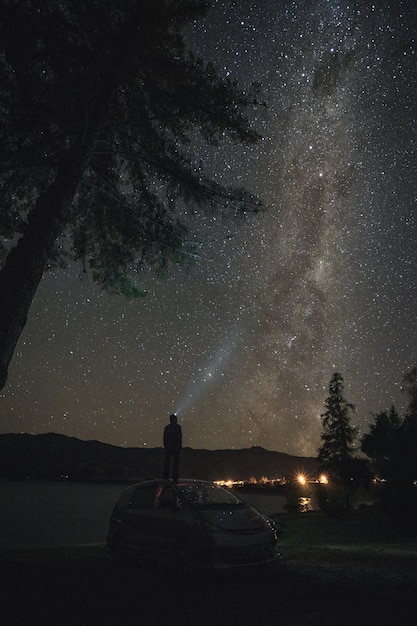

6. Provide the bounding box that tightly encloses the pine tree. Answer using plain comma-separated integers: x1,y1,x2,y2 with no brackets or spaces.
318,372,357,482
402,365,417,417
361,406,402,480
0,1,265,389
361,367,417,525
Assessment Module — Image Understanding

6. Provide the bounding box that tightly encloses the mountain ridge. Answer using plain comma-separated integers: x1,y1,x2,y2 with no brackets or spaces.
0,432,318,482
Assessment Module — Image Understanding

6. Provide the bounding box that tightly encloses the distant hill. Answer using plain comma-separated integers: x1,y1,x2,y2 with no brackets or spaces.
0,432,317,482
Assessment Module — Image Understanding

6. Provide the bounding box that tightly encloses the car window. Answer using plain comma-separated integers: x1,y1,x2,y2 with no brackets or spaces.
116,486,135,509
154,485,177,511
177,483,244,508
130,484,156,510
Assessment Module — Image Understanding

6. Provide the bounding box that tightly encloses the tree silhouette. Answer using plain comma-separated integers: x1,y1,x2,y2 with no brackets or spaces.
0,0,264,390
361,367,417,528
318,372,359,510
402,365,417,417
361,406,402,481
318,372,356,471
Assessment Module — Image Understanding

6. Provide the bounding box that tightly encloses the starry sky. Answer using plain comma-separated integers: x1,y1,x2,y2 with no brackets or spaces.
1,0,417,457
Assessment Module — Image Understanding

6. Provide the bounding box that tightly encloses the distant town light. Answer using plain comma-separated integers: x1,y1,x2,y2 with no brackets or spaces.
214,478,286,487
214,479,244,488
319,474,328,485
297,474,306,486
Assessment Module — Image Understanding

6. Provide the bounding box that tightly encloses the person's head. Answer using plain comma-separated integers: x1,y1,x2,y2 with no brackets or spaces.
169,413,177,424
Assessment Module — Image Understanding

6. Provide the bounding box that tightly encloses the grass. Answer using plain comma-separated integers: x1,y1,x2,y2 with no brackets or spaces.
2,507,417,581
3,511,417,626
0,542,105,563
279,510,417,552
2,507,416,561
274,509,417,597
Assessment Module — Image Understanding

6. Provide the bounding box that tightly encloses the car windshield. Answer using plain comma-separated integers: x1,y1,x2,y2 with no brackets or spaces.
176,482,245,509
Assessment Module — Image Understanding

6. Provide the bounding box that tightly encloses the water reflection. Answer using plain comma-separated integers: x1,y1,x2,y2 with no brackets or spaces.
285,495,315,513
298,497,312,513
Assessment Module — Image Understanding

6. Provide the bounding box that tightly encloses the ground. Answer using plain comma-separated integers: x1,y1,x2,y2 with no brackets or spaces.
2,512,417,626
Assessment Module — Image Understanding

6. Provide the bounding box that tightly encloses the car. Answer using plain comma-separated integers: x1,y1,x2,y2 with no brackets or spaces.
106,478,279,572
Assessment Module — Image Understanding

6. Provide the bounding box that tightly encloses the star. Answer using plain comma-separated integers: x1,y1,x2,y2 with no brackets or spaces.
1,1,417,456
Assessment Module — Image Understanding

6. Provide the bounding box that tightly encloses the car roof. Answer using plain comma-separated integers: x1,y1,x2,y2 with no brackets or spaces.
136,478,215,488
115,479,217,505
120,478,215,492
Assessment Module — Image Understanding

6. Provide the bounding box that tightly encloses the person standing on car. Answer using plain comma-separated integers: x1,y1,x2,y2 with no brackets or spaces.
163,413,182,482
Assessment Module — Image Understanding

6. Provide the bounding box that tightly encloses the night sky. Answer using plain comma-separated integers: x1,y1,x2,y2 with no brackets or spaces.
1,0,417,457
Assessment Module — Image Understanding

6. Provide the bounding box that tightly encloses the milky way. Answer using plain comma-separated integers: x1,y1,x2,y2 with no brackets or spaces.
1,1,417,456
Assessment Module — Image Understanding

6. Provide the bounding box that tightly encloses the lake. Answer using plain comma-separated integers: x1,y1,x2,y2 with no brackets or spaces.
0,480,125,550
0,481,292,551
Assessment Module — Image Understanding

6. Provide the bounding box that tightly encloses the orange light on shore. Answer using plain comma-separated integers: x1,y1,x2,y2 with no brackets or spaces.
214,479,244,488
297,474,306,486
319,474,328,485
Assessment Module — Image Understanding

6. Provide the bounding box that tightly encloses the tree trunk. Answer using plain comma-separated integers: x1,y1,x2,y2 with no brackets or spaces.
0,11,149,391
0,152,89,390
0,29,127,391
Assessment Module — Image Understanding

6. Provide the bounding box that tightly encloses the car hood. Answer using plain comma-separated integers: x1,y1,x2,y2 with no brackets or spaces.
198,507,269,532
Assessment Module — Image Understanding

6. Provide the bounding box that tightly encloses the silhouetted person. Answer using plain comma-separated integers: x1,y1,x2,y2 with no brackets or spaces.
163,413,182,482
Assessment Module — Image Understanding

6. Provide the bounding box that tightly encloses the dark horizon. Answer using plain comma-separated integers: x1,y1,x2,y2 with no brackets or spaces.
0,431,318,483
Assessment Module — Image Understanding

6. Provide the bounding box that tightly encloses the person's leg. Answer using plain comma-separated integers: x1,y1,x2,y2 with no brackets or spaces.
163,451,171,479
172,450,179,482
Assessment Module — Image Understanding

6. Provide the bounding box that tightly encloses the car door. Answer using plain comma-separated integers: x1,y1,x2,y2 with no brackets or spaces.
122,483,159,555
151,483,184,557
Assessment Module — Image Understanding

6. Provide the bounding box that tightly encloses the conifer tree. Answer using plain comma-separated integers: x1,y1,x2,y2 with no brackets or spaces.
317,372,361,513
0,1,264,389
361,368,417,525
